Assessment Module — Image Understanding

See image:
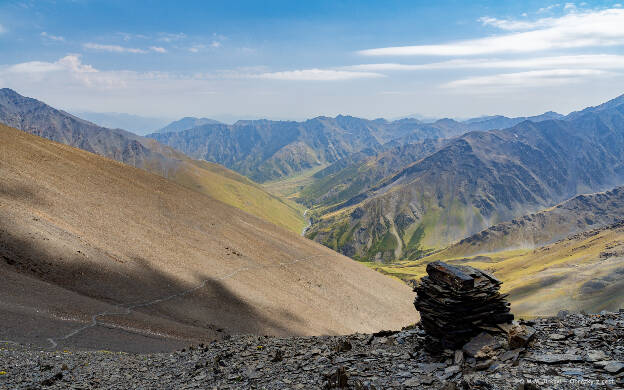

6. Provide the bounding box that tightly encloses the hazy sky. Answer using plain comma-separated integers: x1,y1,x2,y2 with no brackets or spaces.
1,0,624,121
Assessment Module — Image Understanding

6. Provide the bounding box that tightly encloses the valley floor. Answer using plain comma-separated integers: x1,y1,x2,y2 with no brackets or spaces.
1,312,622,389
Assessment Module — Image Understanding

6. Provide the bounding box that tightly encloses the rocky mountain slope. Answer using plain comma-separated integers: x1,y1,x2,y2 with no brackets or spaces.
463,111,564,132
147,112,563,184
306,94,624,261
443,186,624,257
1,311,622,389
0,124,416,352
298,138,450,208
156,117,222,134
147,116,469,182
0,88,303,233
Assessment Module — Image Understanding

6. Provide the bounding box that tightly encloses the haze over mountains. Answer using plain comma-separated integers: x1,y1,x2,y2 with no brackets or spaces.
73,111,173,136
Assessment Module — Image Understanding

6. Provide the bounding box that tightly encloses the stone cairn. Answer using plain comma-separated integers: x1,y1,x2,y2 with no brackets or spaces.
414,261,514,351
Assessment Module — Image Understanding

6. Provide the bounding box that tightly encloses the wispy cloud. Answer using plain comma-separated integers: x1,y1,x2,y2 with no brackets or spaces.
157,32,186,42
188,40,223,53
84,43,148,53
149,46,167,53
251,69,385,81
40,31,65,42
478,16,556,31
444,69,611,88
116,32,150,41
0,24,6,34
345,54,624,71
0,55,184,92
83,43,166,54
360,8,624,56
537,4,561,13
0,56,380,95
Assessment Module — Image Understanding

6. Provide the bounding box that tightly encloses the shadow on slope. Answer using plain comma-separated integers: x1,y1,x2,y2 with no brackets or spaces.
0,188,305,351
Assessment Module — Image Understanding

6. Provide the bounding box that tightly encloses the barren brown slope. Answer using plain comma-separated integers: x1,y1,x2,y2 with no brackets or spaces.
0,124,416,352
0,88,303,233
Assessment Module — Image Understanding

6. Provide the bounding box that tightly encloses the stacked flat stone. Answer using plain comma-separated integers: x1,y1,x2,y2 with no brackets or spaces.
414,261,514,350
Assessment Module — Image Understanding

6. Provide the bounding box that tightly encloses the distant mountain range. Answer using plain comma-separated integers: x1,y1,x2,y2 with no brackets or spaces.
0,88,303,233
461,111,564,131
305,94,624,261
147,113,557,183
155,117,222,134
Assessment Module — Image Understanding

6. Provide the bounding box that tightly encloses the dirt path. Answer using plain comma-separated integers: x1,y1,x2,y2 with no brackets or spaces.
47,254,330,349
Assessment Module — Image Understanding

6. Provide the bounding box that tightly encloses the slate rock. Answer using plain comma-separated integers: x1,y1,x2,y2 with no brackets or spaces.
604,361,624,374
454,350,464,366
585,350,608,362
529,354,583,364
463,333,500,359
508,325,536,349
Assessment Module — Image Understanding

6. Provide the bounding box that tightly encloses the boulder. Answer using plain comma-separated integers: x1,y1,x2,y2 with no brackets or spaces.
462,333,500,359
508,325,536,349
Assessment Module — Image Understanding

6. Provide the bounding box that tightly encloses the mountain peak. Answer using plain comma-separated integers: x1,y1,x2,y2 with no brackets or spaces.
0,88,33,101
566,92,624,120
156,116,222,134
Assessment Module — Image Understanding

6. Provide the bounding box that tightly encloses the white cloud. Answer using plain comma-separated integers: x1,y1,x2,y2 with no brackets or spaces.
346,54,624,71
444,69,611,88
564,2,577,11
210,41,221,48
252,69,385,81
0,56,380,100
0,24,6,34
83,43,167,54
41,31,65,42
55,55,98,73
537,4,561,13
478,16,556,31
157,32,186,42
84,43,148,54
149,46,167,53
117,32,150,41
360,8,624,56
0,55,133,90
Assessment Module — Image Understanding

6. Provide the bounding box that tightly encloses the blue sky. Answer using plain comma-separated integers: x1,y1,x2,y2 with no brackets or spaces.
1,0,624,122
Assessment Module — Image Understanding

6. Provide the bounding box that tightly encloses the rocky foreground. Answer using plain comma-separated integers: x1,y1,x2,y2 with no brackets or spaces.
1,311,622,389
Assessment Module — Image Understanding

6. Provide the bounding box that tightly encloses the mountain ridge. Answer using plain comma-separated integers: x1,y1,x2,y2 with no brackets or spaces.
305,95,624,261
440,186,624,258
156,116,222,134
